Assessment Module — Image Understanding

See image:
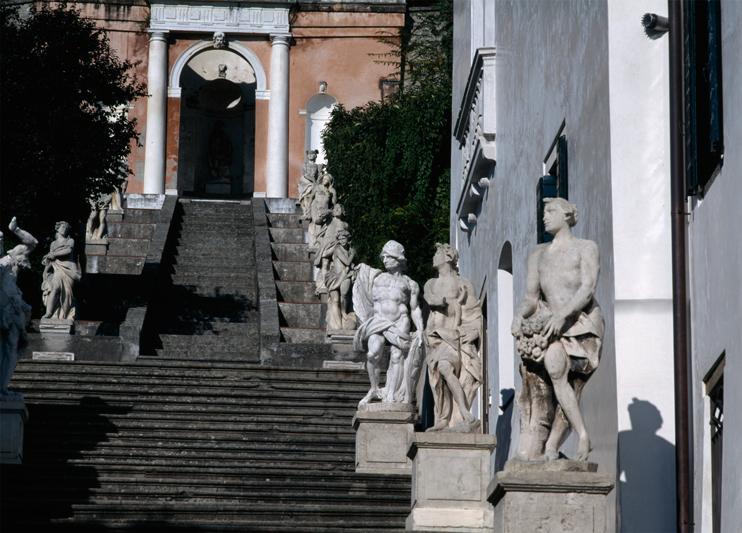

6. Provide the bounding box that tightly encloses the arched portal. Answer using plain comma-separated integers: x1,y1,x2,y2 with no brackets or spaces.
175,45,258,196
304,91,337,164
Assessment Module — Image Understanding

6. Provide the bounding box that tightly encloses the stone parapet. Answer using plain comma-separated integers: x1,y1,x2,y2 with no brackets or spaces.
0,399,28,464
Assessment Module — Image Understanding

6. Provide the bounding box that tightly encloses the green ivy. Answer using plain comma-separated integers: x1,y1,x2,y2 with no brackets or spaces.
323,0,452,283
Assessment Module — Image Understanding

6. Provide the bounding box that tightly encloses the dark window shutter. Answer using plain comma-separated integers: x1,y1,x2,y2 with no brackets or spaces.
557,135,569,199
537,175,558,243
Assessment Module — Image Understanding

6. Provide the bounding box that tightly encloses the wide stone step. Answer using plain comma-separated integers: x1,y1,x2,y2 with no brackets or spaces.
271,242,311,262
278,302,323,329
171,263,254,276
172,256,255,269
269,227,304,244
170,273,256,285
85,255,145,275
159,320,259,335
275,280,319,303
153,350,260,361
160,333,258,347
281,327,326,343
273,260,313,281
122,208,158,223
108,222,155,239
106,238,150,256
267,212,303,228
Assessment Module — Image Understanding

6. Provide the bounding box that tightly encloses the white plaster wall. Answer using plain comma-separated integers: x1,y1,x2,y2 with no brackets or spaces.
452,1,618,528
689,2,742,530
606,1,676,530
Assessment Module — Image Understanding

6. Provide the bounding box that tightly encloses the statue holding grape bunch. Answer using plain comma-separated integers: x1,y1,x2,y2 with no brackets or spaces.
511,198,604,462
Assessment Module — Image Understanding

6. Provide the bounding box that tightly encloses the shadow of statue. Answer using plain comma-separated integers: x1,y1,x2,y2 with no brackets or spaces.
494,388,514,472
618,397,676,533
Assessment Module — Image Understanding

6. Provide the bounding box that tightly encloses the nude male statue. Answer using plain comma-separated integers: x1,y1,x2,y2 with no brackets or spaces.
353,240,424,407
511,198,604,461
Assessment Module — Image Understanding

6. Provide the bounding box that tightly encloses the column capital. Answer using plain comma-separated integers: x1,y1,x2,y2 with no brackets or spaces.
147,29,170,42
270,33,292,47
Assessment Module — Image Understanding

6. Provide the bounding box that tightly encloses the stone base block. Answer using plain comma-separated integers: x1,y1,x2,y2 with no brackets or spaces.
488,460,614,533
85,241,109,256
353,403,416,475
0,399,28,464
126,193,165,209
39,318,74,334
108,209,124,222
32,351,75,362
406,432,497,532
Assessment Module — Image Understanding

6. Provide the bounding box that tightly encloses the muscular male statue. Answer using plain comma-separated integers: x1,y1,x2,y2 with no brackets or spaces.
353,240,424,407
512,198,603,461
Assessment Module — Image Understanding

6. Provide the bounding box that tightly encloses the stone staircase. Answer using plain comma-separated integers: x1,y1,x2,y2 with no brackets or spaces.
86,208,157,275
151,199,261,361
1,359,410,531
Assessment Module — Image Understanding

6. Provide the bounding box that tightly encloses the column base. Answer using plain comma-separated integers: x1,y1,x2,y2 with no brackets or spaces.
352,403,416,475
1,398,28,464
488,459,614,533
406,432,497,532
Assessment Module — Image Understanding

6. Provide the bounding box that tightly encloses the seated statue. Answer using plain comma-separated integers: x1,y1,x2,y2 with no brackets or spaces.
511,198,603,461
41,221,82,320
423,243,483,433
353,240,424,406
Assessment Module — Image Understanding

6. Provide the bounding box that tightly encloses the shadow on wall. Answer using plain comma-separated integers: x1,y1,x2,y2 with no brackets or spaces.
618,397,676,533
494,388,514,472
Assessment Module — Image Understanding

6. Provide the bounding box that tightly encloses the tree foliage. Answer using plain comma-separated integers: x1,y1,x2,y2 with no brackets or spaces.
322,0,453,283
0,3,145,245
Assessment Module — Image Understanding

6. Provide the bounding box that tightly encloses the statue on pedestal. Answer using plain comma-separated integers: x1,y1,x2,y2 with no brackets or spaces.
353,240,424,407
314,203,349,295
41,221,82,320
423,243,483,433
511,198,603,461
0,218,36,398
325,229,357,331
86,192,112,243
307,168,336,252
298,150,320,221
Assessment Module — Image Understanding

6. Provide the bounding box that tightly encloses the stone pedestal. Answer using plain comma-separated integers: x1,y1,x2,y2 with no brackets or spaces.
406,432,497,532
39,318,74,335
352,403,416,475
108,209,124,223
488,460,614,533
85,239,109,256
0,399,28,464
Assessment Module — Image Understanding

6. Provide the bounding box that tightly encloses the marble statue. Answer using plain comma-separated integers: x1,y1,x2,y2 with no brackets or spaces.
0,218,36,398
511,198,604,461
314,203,349,294
324,229,357,331
207,120,232,183
86,191,112,242
299,150,320,221
110,174,127,212
423,243,483,433
307,168,337,252
353,240,424,407
0,217,38,277
41,221,82,320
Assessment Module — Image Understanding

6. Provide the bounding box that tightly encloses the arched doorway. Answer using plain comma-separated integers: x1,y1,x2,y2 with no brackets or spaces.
176,47,257,197
304,87,337,164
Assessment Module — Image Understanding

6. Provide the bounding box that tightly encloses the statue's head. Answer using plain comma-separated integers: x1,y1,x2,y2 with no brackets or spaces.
333,203,345,218
380,240,406,272
543,197,578,234
306,150,318,162
432,242,458,271
322,170,333,186
55,221,71,237
337,229,351,247
212,31,226,49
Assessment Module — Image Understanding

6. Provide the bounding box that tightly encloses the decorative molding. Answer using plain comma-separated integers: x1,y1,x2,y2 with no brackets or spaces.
455,47,497,233
150,3,290,35
168,40,269,100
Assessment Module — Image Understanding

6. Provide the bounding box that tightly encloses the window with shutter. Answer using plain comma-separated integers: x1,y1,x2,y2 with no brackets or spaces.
537,134,568,243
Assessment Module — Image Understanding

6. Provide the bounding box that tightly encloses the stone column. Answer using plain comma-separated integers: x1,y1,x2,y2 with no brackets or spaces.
265,33,291,198
142,30,169,195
